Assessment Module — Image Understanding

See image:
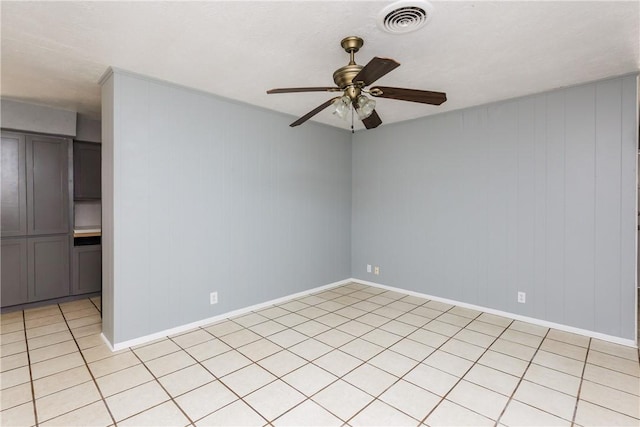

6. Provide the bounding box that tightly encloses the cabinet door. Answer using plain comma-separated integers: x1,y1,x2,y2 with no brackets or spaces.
27,135,70,235
73,142,101,200
28,235,70,302
1,132,27,237
1,238,28,306
72,245,102,295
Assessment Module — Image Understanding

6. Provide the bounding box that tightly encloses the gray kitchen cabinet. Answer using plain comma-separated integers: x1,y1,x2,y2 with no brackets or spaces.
27,135,70,235
1,132,27,237
72,245,101,295
73,142,101,200
27,235,70,302
1,238,28,306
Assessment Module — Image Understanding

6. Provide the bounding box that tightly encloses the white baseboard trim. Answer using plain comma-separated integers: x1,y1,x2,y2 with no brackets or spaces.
107,278,353,351
350,278,638,348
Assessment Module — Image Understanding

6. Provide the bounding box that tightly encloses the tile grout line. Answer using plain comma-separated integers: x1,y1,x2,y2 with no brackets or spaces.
570,337,592,426
57,302,118,427
21,309,39,427
493,327,551,426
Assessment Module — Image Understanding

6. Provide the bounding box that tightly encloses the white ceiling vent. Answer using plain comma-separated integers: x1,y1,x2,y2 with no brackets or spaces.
377,0,434,34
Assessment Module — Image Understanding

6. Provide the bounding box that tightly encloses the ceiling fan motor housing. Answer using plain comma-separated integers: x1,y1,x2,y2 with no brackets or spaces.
333,64,364,90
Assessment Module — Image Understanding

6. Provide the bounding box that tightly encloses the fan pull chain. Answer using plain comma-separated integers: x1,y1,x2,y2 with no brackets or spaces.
351,105,355,134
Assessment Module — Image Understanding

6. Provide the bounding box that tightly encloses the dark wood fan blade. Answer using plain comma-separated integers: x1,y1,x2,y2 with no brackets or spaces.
352,57,400,86
267,87,341,94
290,97,340,127
370,86,447,105
361,110,382,129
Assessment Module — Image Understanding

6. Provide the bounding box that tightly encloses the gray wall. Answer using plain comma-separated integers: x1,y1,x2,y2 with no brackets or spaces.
76,114,101,143
352,75,638,340
1,99,77,136
101,70,352,346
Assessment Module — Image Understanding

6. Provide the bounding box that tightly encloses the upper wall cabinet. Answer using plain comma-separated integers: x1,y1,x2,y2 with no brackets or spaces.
73,142,101,200
1,132,71,237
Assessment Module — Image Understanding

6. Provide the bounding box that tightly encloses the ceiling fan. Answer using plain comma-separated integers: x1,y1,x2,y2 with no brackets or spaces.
267,36,447,130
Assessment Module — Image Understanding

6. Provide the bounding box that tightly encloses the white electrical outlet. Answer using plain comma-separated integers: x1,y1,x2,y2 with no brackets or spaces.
210,292,218,305
374,266,380,275
367,264,372,273
517,291,526,304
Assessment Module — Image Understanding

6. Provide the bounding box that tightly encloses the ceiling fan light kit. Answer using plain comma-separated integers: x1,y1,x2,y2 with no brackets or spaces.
267,33,446,130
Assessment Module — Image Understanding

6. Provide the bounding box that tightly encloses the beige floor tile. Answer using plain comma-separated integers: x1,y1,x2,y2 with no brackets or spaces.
508,321,548,337
133,339,181,362
513,380,576,421
88,351,140,378
339,338,384,362
501,329,544,348
24,305,61,321
175,380,237,421
589,339,638,361
61,307,100,321
274,313,308,328
441,338,485,361
200,349,251,377
0,352,28,372
1,366,30,390
334,306,368,320
357,313,391,328
410,306,442,320
273,399,342,426
379,379,441,421
195,399,265,426
29,340,78,364
490,338,537,361
231,312,269,328
343,363,397,396
540,338,588,361
499,400,570,426
532,350,584,377
477,312,512,327
256,306,290,319
371,305,404,320
437,313,473,328
545,329,590,348
403,363,459,397
378,320,418,337
276,300,309,312
1,331,26,345
27,330,73,350
288,338,333,361
33,365,92,399
25,322,68,340
0,401,35,427
368,349,419,377
185,338,231,361
360,328,402,347
220,364,276,397
69,323,101,338
455,328,497,348
0,311,24,325
59,299,95,313
395,312,431,328
315,329,355,348
292,320,331,337
313,349,362,377
574,399,640,426
236,338,282,361
220,329,262,348
169,329,214,349
40,400,113,427
424,350,473,377
389,338,435,362
465,319,506,337
463,363,520,396
586,350,640,377
523,363,581,396
478,350,529,377
349,399,418,426
96,363,154,397
425,300,454,312
267,329,308,348
447,380,509,420
244,379,305,421
257,349,307,377
312,379,374,421
249,319,288,337
423,320,462,337
158,363,215,397
118,401,190,426
25,314,64,330
407,328,449,347
0,382,32,411
202,319,244,337
81,344,129,364
336,320,375,337
315,312,350,328
399,294,428,305
579,380,639,418
583,362,640,395
425,399,494,426
105,380,169,421
67,315,101,330
1,340,27,357
282,363,337,396
317,300,347,312
35,380,101,422
145,350,196,377
448,306,482,319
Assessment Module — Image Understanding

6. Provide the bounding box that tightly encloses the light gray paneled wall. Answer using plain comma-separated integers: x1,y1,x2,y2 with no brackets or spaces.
101,70,351,346
1,99,77,136
352,75,638,340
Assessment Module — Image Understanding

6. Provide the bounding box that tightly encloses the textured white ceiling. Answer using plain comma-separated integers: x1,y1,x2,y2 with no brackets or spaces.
1,1,638,131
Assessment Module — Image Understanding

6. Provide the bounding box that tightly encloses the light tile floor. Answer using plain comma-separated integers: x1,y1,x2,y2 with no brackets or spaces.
1,283,639,426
